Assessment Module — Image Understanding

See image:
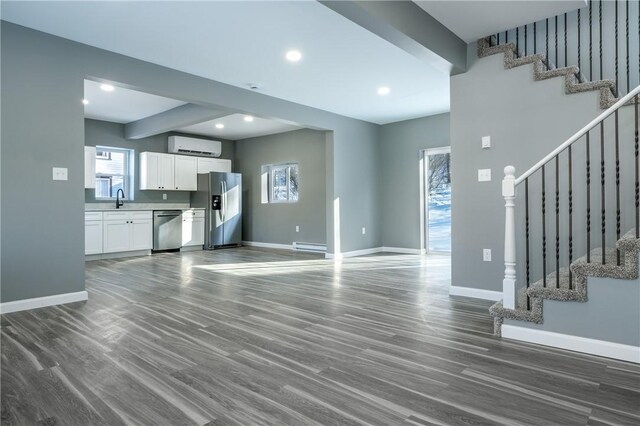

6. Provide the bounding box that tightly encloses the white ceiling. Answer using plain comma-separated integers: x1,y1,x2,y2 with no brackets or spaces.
415,1,586,43
83,80,186,124
177,114,302,141
2,1,451,124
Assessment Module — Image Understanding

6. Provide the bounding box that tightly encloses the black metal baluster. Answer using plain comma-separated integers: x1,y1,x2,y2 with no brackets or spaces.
589,1,593,81
634,95,640,238
569,145,573,288
600,120,606,265
505,30,508,45
546,18,550,68
542,166,547,287
564,13,568,67
516,26,520,56
587,131,592,262
534,22,537,53
599,0,603,81
578,9,582,80
615,109,621,266
556,154,560,288
497,33,500,45
626,0,630,94
615,0,619,96
555,15,559,68
525,24,528,56
525,177,531,310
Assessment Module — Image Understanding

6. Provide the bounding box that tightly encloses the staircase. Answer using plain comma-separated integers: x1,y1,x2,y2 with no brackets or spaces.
478,19,640,360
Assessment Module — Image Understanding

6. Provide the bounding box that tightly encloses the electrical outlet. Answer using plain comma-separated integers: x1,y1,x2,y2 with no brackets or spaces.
295,225,300,233
362,227,366,235
483,249,492,262
52,167,68,181
163,193,167,200
478,169,491,182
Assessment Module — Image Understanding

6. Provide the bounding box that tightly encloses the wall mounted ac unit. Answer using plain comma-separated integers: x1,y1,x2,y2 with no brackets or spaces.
168,136,222,157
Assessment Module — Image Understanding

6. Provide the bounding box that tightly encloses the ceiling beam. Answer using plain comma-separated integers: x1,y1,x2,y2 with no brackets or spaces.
319,0,467,75
124,103,229,139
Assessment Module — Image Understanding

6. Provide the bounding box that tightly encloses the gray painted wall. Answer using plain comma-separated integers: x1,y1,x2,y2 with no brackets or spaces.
84,119,235,204
235,129,326,246
379,113,450,250
1,21,380,303
450,44,637,293
505,272,640,346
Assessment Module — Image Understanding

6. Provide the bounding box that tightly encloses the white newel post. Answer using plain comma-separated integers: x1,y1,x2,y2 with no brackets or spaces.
502,166,517,309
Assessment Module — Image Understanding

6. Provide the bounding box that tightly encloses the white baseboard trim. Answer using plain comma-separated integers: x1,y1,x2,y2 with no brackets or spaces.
86,249,151,261
382,247,424,255
326,247,383,259
242,241,293,250
502,324,640,364
0,291,89,315
449,285,502,301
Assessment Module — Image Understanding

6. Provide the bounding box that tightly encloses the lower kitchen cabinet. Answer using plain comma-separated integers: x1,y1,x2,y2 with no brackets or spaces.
102,211,153,253
84,212,103,255
182,209,205,247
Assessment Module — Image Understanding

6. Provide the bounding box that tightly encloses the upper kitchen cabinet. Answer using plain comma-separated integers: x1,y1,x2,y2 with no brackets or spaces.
197,157,232,173
174,155,198,191
140,152,175,190
84,146,96,189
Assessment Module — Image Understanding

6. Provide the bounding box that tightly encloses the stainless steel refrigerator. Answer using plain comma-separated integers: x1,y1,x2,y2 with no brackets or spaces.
191,172,242,249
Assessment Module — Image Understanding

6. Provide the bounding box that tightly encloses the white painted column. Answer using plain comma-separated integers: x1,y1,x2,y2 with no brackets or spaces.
502,166,517,309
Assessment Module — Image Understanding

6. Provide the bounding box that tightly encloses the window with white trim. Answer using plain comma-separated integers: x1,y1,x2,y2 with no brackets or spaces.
95,146,134,200
261,162,299,203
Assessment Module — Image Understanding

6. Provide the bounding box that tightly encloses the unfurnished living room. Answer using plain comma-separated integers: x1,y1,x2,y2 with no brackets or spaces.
1,1,639,425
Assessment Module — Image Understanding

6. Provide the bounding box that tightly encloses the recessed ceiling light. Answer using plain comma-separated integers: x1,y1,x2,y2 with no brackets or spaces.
285,50,302,62
377,86,390,96
82,99,89,105
215,123,225,129
244,116,254,122
100,84,115,92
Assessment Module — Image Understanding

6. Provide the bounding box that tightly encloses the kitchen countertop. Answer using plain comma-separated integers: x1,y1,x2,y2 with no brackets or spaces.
85,203,203,211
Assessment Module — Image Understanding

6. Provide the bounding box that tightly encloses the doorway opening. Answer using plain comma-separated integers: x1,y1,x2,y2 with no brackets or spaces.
422,147,451,254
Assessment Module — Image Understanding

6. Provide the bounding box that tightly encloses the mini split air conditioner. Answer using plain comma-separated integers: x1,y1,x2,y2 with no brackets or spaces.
168,136,222,157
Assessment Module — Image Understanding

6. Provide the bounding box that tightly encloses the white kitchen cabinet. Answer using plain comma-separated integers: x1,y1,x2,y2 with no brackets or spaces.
102,211,153,253
130,219,153,250
84,146,96,189
140,152,175,190
197,157,232,174
84,211,102,255
174,155,198,190
182,209,205,247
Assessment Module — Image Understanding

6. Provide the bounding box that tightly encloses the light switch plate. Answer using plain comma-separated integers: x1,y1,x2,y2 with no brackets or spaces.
478,168,492,182
52,167,68,181
296,225,300,233
483,249,492,262
163,193,167,200
362,227,366,235
481,136,491,149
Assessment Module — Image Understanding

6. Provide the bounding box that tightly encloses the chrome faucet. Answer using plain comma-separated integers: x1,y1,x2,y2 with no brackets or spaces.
116,188,125,209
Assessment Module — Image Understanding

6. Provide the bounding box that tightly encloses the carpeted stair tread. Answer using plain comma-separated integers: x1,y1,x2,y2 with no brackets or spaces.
476,37,628,110
489,229,640,335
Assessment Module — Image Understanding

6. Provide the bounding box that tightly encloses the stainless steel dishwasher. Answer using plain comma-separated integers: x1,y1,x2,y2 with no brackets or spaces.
153,210,182,251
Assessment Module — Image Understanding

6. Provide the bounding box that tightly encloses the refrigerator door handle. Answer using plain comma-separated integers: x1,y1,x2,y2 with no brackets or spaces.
223,181,228,221
218,181,224,223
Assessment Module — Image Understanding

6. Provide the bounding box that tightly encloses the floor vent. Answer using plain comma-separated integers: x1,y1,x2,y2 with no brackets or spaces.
293,242,327,253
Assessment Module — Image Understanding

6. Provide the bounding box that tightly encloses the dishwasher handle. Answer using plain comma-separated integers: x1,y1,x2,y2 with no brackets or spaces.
155,214,181,218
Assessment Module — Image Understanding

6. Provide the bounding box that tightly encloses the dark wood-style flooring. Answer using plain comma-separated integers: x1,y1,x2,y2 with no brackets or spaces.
1,248,639,425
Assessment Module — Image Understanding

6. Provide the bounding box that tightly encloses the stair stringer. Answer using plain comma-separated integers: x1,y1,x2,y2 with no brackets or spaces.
477,37,636,109
490,229,640,336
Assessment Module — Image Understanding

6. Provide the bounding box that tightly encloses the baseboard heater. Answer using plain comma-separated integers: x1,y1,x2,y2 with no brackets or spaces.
292,242,327,253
